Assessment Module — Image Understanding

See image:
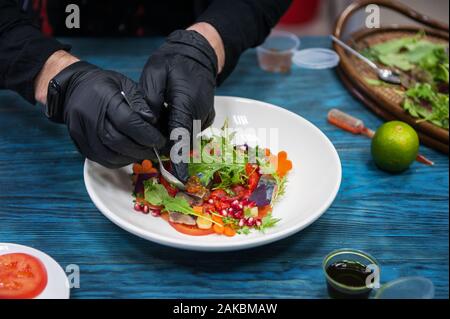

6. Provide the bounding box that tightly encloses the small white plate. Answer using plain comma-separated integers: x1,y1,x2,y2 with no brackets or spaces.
0,243,70,299
84,96,341,251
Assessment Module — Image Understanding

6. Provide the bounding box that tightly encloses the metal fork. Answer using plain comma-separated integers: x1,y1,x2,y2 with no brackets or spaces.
120,91,186,190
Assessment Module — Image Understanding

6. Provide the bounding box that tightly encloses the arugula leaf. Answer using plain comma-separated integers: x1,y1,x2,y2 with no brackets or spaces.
237,226,251,235
144,180,201,216
189,121,248,188
258,214,281,233
404,83,449,129
143,182,166,206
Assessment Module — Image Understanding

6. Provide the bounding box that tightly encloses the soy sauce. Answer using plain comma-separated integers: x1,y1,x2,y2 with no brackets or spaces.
326,260,374,299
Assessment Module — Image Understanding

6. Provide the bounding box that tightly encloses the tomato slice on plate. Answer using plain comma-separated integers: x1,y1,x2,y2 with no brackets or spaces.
161,213,215,236
0,253,48,299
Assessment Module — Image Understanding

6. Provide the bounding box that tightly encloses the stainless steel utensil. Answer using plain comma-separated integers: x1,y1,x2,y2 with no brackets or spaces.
120,91,186,190
331,35,401,85
152,146,186,191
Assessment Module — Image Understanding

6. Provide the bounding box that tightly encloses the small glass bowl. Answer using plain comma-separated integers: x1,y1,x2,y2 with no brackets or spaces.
256,31,300,73
322,248,380,299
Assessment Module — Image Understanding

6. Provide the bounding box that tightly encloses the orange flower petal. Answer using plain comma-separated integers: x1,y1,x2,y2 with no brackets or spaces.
141,159,153,172
132,163,143,174
278,151,288,161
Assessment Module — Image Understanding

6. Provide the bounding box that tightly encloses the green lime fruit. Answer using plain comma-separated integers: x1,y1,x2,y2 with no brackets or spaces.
371,121,419,173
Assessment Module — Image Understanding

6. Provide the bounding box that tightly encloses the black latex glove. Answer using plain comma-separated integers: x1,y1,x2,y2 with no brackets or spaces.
140,30,218,182
46,61,166,168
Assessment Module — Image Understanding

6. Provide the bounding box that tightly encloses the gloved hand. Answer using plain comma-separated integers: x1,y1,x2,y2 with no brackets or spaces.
46,61,166,168
140,30,218,182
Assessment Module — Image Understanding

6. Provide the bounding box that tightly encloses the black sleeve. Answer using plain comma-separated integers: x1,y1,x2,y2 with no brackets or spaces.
0,0,70,104
197,0,292,84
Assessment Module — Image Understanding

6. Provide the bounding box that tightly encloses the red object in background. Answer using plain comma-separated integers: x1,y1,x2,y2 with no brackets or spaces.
280,0,321,25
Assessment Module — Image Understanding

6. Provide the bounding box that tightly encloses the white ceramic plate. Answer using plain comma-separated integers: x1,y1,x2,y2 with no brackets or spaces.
0,243,70,299
84,96,341,251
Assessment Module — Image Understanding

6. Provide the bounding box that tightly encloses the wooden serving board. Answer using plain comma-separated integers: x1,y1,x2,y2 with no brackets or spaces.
333,0,449,154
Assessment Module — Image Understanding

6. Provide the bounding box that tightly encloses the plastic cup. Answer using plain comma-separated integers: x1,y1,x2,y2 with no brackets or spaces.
256,31,300,73
323,249,380,299
375,277,435,299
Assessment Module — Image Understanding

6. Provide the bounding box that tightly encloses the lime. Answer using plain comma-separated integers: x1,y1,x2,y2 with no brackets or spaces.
371,121,419,173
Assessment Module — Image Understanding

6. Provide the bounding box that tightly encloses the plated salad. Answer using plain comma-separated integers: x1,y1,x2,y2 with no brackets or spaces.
131,122,293,237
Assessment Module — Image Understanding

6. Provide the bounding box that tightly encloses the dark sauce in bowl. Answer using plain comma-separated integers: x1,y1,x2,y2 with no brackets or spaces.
326,260,374,299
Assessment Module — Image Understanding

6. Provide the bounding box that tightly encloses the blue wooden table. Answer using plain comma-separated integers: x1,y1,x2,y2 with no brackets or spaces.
0,37,448,299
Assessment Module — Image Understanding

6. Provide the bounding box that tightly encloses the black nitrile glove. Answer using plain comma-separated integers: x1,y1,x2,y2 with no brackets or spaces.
47,61,166,168
140,30,218,182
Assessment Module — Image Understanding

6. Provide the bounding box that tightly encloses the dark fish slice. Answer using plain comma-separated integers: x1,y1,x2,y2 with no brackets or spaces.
169,212,197,225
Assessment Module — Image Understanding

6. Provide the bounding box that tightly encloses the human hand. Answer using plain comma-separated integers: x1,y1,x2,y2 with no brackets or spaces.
140,28,221,181
44,59,165,168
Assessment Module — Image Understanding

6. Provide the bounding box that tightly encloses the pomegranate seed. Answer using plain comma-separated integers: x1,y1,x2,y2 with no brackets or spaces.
228,207,234,213
142,205,150,214
256,220,262,227
221,209,228,216
248,201,256,208
239,219,245,227
232,200,239,206
208,199,214,204
151,210,161,217
134,203,142,212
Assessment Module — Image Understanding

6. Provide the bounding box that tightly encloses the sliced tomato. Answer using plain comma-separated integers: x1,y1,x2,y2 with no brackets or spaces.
159,175,178,197
160,213,214,236
0,253,48,299
169,222,215,236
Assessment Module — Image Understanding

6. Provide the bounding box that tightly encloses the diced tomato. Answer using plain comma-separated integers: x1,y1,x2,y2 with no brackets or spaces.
202,203,216,214
248,173,260,192
232,185,247,198
214,200,230,212
0,253,48,299
258,205,272,219
159,175,178,197
160,213,214,236
245,163,260,192
210,189,227,200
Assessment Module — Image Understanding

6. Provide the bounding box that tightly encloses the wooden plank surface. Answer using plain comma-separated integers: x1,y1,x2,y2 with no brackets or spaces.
0,37,448,299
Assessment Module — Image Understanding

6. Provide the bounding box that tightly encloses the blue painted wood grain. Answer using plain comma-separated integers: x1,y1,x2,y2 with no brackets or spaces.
0,37,448,299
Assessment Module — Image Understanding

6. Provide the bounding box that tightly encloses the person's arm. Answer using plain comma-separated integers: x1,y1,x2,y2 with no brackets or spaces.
195,0,292,83
0,0,70,104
